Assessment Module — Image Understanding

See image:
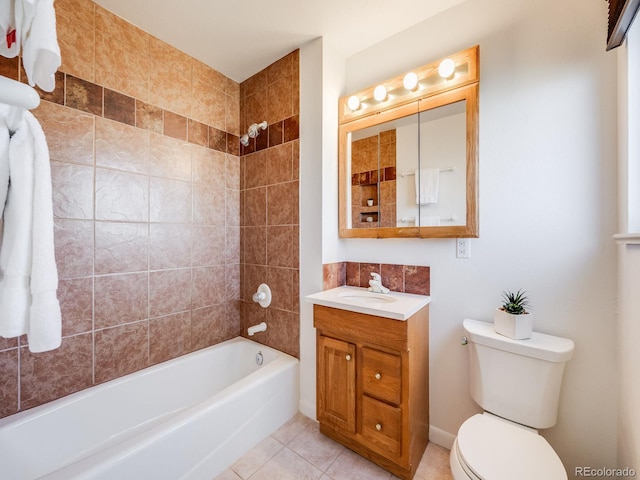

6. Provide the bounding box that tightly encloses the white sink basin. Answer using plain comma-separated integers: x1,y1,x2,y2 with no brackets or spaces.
337,292,397,304
305,286,430,320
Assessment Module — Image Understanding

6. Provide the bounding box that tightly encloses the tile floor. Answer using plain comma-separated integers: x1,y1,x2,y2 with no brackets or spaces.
214,413,453,480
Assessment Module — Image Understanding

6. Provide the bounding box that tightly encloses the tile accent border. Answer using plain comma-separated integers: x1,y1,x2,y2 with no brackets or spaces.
323,262,430,295
0,56,300,155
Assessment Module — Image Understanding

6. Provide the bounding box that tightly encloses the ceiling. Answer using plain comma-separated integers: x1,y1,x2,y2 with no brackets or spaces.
93,0,467,82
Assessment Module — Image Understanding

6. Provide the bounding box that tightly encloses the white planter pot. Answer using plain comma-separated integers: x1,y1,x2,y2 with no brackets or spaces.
494,308,533,340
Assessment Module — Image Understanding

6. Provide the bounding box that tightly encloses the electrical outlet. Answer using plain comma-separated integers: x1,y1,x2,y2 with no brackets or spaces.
456,238,470,258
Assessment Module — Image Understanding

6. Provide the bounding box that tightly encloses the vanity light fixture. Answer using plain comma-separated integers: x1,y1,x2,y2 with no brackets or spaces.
438,58,456,79
403,72,419,91
373,85,387,102
347,95,361,111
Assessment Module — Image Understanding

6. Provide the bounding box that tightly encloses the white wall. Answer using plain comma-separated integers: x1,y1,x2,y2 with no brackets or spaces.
616,14,640,474
315,0,618,476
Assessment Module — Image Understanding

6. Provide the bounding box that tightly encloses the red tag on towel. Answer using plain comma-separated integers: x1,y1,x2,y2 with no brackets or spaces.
6,29,16,48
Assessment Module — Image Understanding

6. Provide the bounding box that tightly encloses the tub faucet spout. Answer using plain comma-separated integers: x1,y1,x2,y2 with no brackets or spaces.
248,322,267,336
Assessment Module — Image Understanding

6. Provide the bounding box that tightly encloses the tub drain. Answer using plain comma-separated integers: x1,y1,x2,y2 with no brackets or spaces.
256,351,264,366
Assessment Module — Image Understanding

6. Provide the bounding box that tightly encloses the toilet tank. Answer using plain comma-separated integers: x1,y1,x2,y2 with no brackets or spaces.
463,319,574,429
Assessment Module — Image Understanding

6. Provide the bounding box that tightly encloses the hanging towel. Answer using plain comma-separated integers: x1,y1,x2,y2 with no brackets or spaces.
0,0,20,58
0,105,61,352
415,168,440,205
22,0,60,92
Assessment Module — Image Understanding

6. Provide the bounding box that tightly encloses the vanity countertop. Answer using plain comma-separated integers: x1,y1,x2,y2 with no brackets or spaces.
305,286,431,321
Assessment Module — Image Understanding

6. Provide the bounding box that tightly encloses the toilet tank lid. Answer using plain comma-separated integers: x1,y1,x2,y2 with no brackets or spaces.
463,319,574,362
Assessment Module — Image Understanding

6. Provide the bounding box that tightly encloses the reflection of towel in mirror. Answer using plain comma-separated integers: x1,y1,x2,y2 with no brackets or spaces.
415,168,439,205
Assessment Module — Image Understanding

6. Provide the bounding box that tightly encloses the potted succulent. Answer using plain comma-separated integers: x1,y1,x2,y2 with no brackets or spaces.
494,289,533,340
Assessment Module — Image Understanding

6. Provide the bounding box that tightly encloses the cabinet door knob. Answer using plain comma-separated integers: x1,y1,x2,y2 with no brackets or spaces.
374,372,381,380
345,354,352,361
375,423,382,431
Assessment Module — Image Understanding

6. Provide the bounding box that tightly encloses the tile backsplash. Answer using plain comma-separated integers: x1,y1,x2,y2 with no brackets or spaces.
323,262,431,295
0,0,299,418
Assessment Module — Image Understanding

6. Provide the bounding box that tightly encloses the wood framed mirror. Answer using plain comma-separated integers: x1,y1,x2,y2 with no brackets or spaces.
338,46,479,238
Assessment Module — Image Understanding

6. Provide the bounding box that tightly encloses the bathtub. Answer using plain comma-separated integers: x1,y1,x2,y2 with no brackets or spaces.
0,337,299,480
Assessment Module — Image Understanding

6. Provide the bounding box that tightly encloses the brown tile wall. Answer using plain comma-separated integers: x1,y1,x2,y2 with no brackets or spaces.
239,51,300,358
323,262,430,296
0,0,247,418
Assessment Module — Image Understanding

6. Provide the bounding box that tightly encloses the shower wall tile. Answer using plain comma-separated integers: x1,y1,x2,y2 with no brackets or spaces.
192,82,225,130
164,110,188,140
0,55,19,80
149,224,192,270
136,101,163,134
95,117,150,174
192,226,226,267
94,272,149,329
0,350,19,417
192,146,226,188
150,178,192,224
95,169,149,222
191,304,235,351
149,312,192,364
226,155,241,190
58,277,94,336
94,322,149,384
66,74,103,116
149,58,192,118
193,184,225,226
95,5,150,102
239,51,300,357
192,266,226,309
104,88,135,126
54,219,94,279
209,127,227,152
149,269,192,318
267,143,293,184
149,133,192,181
226,227,241,264
56,0,95,81
188,119,209,147
34,102,95,166
50,161,94,219
19,334,93,410
94,221,149,274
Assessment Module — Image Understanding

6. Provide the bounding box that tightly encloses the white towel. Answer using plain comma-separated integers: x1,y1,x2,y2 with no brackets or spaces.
0,105,61,352
22,0,60,92
421,216,441,226
415,168,440,205
0,0,20,58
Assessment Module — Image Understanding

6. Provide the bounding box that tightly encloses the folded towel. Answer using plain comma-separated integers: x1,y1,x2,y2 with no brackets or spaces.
22,0,61,92
415,168,440,205
0,106,61,351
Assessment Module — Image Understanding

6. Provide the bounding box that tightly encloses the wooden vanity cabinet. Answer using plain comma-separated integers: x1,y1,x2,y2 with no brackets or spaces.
314,304,429,480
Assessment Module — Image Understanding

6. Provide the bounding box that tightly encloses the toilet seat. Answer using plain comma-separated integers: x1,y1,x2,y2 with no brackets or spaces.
455,413,567,480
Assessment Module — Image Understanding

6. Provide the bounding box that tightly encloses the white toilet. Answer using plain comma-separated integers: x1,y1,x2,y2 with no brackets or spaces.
450,319,575,480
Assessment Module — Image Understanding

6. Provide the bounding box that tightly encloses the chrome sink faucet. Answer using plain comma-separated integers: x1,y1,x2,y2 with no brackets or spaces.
368,272,390,294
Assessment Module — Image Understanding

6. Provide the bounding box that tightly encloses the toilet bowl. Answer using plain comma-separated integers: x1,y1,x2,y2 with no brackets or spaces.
450,319,574,480
450,413,567,480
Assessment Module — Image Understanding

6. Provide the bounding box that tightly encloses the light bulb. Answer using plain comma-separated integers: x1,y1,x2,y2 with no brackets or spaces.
347,95,360,111
403,72,418,91
438,58,455,79
373,85,387,102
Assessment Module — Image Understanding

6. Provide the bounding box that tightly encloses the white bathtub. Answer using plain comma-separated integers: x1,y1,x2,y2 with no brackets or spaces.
0,337,299,480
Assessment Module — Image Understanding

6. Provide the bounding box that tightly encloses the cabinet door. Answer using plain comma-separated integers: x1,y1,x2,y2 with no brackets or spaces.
317,335,356,433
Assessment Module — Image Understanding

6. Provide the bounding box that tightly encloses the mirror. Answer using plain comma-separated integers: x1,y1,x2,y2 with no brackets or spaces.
339,46,479,238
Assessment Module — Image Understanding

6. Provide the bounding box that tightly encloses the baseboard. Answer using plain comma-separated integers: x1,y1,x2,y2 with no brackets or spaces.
298,399,316,420
429,425,456,450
